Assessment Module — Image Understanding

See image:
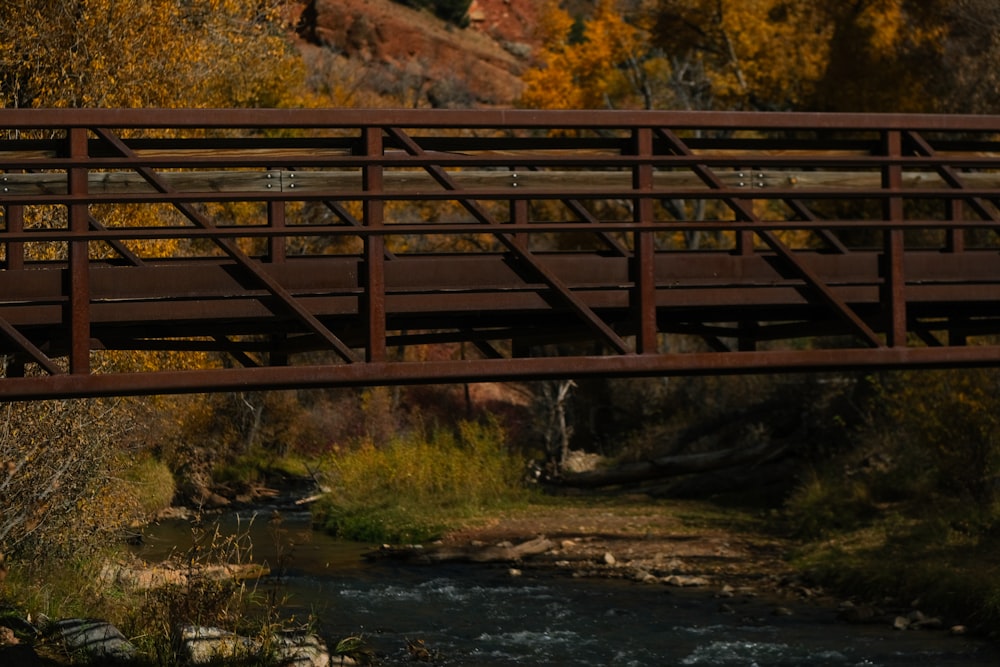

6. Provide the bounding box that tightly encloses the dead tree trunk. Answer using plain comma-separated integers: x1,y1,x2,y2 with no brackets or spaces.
538,379,575,470
555,438,790,489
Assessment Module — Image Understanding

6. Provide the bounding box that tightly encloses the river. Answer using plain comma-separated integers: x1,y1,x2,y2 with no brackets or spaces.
135,508,1000,666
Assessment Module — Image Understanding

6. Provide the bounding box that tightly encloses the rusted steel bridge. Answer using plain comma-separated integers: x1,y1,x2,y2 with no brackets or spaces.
2,108,1000,399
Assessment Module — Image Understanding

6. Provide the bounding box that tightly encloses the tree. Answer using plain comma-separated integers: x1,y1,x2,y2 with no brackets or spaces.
0,1,310,568
812,0,949,113
934,0,1000,114
521,0,659,109
651,0,830,110
0,0,304,108
0,398,139,559
651,0,953,113
535,379,576,471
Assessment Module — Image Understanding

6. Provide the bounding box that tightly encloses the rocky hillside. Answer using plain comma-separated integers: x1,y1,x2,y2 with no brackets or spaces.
295,0,543,107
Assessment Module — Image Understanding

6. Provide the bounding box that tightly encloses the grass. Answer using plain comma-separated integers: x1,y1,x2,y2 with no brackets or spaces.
313,419,529,543
778,452,1000,633
785,491,1000,634
214,448,319,488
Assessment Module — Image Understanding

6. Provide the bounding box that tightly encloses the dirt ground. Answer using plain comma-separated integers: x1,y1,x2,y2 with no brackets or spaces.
432,500,822,603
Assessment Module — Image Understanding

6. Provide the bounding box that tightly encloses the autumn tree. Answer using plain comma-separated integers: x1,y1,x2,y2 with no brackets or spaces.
0,0,308,259
0,0,304,108
524,1,961,114
650,0,830,110
521,0,665,110
0,1,311,571
0,398,143,559
934,0,1000,114
812,1,949,113
650,0,958,113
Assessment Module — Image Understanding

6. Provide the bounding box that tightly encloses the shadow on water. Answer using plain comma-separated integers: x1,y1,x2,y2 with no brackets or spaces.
136,509,1000,666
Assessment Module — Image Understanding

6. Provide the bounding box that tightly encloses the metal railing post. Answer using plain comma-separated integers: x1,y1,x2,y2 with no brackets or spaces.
945,199,965,253
67,127,91,374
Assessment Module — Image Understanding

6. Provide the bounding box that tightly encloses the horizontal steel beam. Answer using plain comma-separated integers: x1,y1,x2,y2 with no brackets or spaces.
1,108,999,131
2,345,1000,400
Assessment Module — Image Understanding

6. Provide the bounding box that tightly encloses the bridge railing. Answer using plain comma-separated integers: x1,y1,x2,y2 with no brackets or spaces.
1,109,1000,398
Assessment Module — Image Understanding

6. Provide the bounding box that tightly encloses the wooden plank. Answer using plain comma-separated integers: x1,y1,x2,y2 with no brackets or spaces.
2,168,998,197
0,170,281,195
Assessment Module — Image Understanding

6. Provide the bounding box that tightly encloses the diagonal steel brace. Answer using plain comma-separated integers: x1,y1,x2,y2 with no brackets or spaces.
905,131,999,224
383,126,631,355
0,316,63,375
92,128,360,363
656,128,883,348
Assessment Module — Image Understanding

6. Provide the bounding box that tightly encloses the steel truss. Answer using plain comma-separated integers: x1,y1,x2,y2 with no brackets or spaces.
1,108,1000,399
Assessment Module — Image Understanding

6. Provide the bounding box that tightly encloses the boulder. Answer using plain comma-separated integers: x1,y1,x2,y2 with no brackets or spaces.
663,574,711,587
181,626,335,666
273,632,332,667
46,618,136,662
180,626,261,665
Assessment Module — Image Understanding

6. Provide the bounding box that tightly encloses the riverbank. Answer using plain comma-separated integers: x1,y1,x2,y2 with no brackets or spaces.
158,497,1000,666
403,496,978,637
435,499,791,587
4,492,991,665
179,483,993,639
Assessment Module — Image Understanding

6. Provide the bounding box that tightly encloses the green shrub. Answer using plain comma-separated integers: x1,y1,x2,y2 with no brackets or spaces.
874,370,1000,506
784,469,877,539
126,455,177,517
314,419,526,542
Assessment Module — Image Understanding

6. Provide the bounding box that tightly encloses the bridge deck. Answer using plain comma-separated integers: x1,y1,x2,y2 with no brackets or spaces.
2,109,1000,398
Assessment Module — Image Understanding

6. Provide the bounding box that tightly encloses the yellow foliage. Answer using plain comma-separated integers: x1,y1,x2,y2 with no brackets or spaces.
0,0,305,109
817,0,949,112
652,0,950,112
0,398,143,559
521,0,647,109
651,0,831,109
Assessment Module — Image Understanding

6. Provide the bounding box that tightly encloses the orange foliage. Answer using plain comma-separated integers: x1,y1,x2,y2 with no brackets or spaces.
523,0,955,113
521,0,649,109
0,0,305,109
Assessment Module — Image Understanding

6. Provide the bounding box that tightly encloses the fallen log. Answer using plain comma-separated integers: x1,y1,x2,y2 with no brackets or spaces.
554,438,791,489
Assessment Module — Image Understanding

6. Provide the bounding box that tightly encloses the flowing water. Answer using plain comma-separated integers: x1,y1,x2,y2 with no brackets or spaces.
135,508,1000,666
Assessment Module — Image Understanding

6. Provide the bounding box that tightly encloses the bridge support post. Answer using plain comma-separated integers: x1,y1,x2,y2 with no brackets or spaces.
882,130,906,348
267,199,286,263
632,127,657,354
363,127,386,363
946,199,965,253
67,127,90,374
3,200,24,270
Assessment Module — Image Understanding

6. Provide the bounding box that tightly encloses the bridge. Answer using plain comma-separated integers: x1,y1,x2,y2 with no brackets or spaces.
1,108,1000,399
